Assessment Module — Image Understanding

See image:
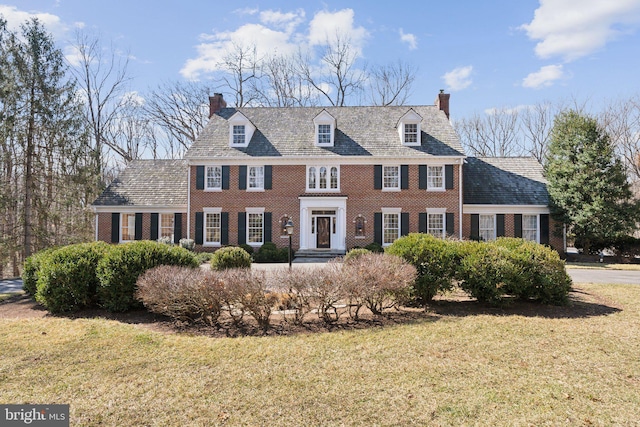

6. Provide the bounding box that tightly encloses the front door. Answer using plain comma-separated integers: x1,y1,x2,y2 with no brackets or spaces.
316,216,331,248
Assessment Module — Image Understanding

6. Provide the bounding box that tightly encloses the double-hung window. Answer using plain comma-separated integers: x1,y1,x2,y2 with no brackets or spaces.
383,166,400,190
247,211,264,245
404,123,418,144
427,166,444,190
159,214,174,240
204,211,221,245
427,213,445,238
479,214,495,242
232,125,245,145
121,213,135,242
206,166,222,190
307,165,339,191
523,215,538,242
318,124,331,145
382,210,400,245
248,166,264,190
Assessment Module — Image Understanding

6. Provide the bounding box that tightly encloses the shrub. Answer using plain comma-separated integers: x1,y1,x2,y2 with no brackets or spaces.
306,260,345,323
253,242,291,263
157,236,173,246
35,242,111,313
343,248,370,264
210,246,252,270
96,241,198,312
22,247,56,296
269,267,315,324
342,253,416,317
195,252,213,264
386,233,459,304
179,238,195,251
364,242,384,253
218,268,250,324
456,241,510,305
239,244,254,256
233,270,277,332
135,266,223,325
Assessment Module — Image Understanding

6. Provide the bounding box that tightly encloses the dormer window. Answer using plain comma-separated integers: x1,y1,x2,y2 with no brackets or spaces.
313,110,336,147
228,111,255,148
397,109,422,146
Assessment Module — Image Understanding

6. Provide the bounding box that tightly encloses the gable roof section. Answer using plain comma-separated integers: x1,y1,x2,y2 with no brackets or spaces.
464,157,548,205
185,105,464,160
92,159,187,207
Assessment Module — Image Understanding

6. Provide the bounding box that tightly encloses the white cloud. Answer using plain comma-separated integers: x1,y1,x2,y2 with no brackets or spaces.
484,105,531,115
308,9,369,54
522,64,565,88
399,28,417,50
0,5,68,38
520,0,640,61
442,66,473,91
260,9,305,33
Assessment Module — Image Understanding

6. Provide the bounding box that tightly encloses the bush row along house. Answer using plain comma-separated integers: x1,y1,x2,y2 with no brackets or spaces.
91,92,564,255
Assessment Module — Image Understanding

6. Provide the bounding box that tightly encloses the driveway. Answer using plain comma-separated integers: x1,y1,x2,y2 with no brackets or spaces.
0,278,24,294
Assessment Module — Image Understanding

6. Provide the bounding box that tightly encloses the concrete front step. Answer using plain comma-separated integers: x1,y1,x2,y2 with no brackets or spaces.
295,250,346,259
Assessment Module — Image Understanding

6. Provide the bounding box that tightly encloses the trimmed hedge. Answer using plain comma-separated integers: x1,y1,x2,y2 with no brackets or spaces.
22,247,57,296
34,242,111,313
253,242,292,263
96,241,198,312
210,246,252,270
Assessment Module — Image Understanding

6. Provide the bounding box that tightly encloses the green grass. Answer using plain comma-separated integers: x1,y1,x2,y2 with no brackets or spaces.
1,283,639,426
0,292,21,302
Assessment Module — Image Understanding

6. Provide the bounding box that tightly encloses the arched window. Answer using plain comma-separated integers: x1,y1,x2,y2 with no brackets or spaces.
308,167,316,189
354,215,366,238
319,167,327,189
330,167,338,189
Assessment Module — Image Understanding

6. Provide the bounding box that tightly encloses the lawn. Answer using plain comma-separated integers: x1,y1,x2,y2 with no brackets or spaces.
1,283,639,426
565,262,640,271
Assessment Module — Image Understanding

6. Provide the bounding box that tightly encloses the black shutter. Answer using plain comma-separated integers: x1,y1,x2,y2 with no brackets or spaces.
374,165,382,189
174,213,182,244
471,214,479,240
264,212,272,242
401,212,410,236
419,165,427,189
222,166,230,190
238,212,247,244
445,165,454,189
195,212,203,245
111,213,120,243
239,166,247,190
540,214,550,245
496,214,505,238
150,213,159,241
264,165,272,190
374,212,382,245
196,166,205,190
419,212,427,233
514,214,523,238
446,212,455,236
134,213,143,240
401,165,409,189
221,212,229,245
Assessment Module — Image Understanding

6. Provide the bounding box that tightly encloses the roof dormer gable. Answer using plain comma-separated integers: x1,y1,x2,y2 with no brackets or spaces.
313,110,336,147
228,111,255,148
397,109,422,146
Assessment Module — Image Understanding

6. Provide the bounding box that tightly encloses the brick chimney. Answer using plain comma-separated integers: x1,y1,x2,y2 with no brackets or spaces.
435,89,450,120
209,93,227,117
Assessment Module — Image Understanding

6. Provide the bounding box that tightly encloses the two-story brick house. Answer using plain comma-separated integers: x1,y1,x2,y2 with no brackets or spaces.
91,92,563,254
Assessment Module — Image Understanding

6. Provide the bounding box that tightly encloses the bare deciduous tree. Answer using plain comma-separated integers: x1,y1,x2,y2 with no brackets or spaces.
455,108,523,157
216,42,261,107
368,60,417,106
600,95,640,181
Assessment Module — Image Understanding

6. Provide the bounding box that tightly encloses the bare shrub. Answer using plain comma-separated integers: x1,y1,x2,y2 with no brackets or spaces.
269,267,315,324
135,265,224,325
218,268,250,325
342,253,416,315
306,260,345,323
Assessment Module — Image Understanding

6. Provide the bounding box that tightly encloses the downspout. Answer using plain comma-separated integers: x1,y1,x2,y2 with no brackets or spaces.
94,212,98,242
187,165,191,239
459,159,464,240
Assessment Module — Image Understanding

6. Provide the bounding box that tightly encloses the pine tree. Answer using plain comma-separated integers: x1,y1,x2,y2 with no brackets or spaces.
545,110,639,252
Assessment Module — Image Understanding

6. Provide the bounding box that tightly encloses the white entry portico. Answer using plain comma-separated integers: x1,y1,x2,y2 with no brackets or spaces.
298,196,347,251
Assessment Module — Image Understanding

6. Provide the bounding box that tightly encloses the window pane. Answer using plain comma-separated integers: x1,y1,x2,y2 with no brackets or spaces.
479,214,495,241
428,166,443,188
249,166,264,189
308,167,316,189
233,125,245,144
160,214,174,239
122,213,135,241
205,213,221,244
523,215,537,241
405,123,417,143
319,167,327,189
383,166,399,189
330,167,338,189
318,124,331,144
248,213,263,243
427,213,444,238
383,213,399,245
206,166,222,189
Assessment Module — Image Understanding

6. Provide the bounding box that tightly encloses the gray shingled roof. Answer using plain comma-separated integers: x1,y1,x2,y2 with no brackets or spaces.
92,159,187,207
185,105,465,160
464,157,549,205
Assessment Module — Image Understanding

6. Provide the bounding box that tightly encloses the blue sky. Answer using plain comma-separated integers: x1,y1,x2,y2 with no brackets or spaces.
3,0,640,120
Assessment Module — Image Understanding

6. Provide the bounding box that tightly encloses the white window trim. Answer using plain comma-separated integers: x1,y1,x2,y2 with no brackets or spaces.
397,109,422,146
205,165,222,192
313,110,336,147
479,214,496,242
203,208,222,247
228,112,255,148
306,165,340,192
246,207,265,247
120,213,136,243
427,165,445,192
382,165,401,192
426,208,446,239
247,165,265,192
381,207,402,247
159,213,174,241
522,214,540,243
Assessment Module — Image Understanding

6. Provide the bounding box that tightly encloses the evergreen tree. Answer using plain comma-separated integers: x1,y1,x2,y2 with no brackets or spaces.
545,110,639,252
